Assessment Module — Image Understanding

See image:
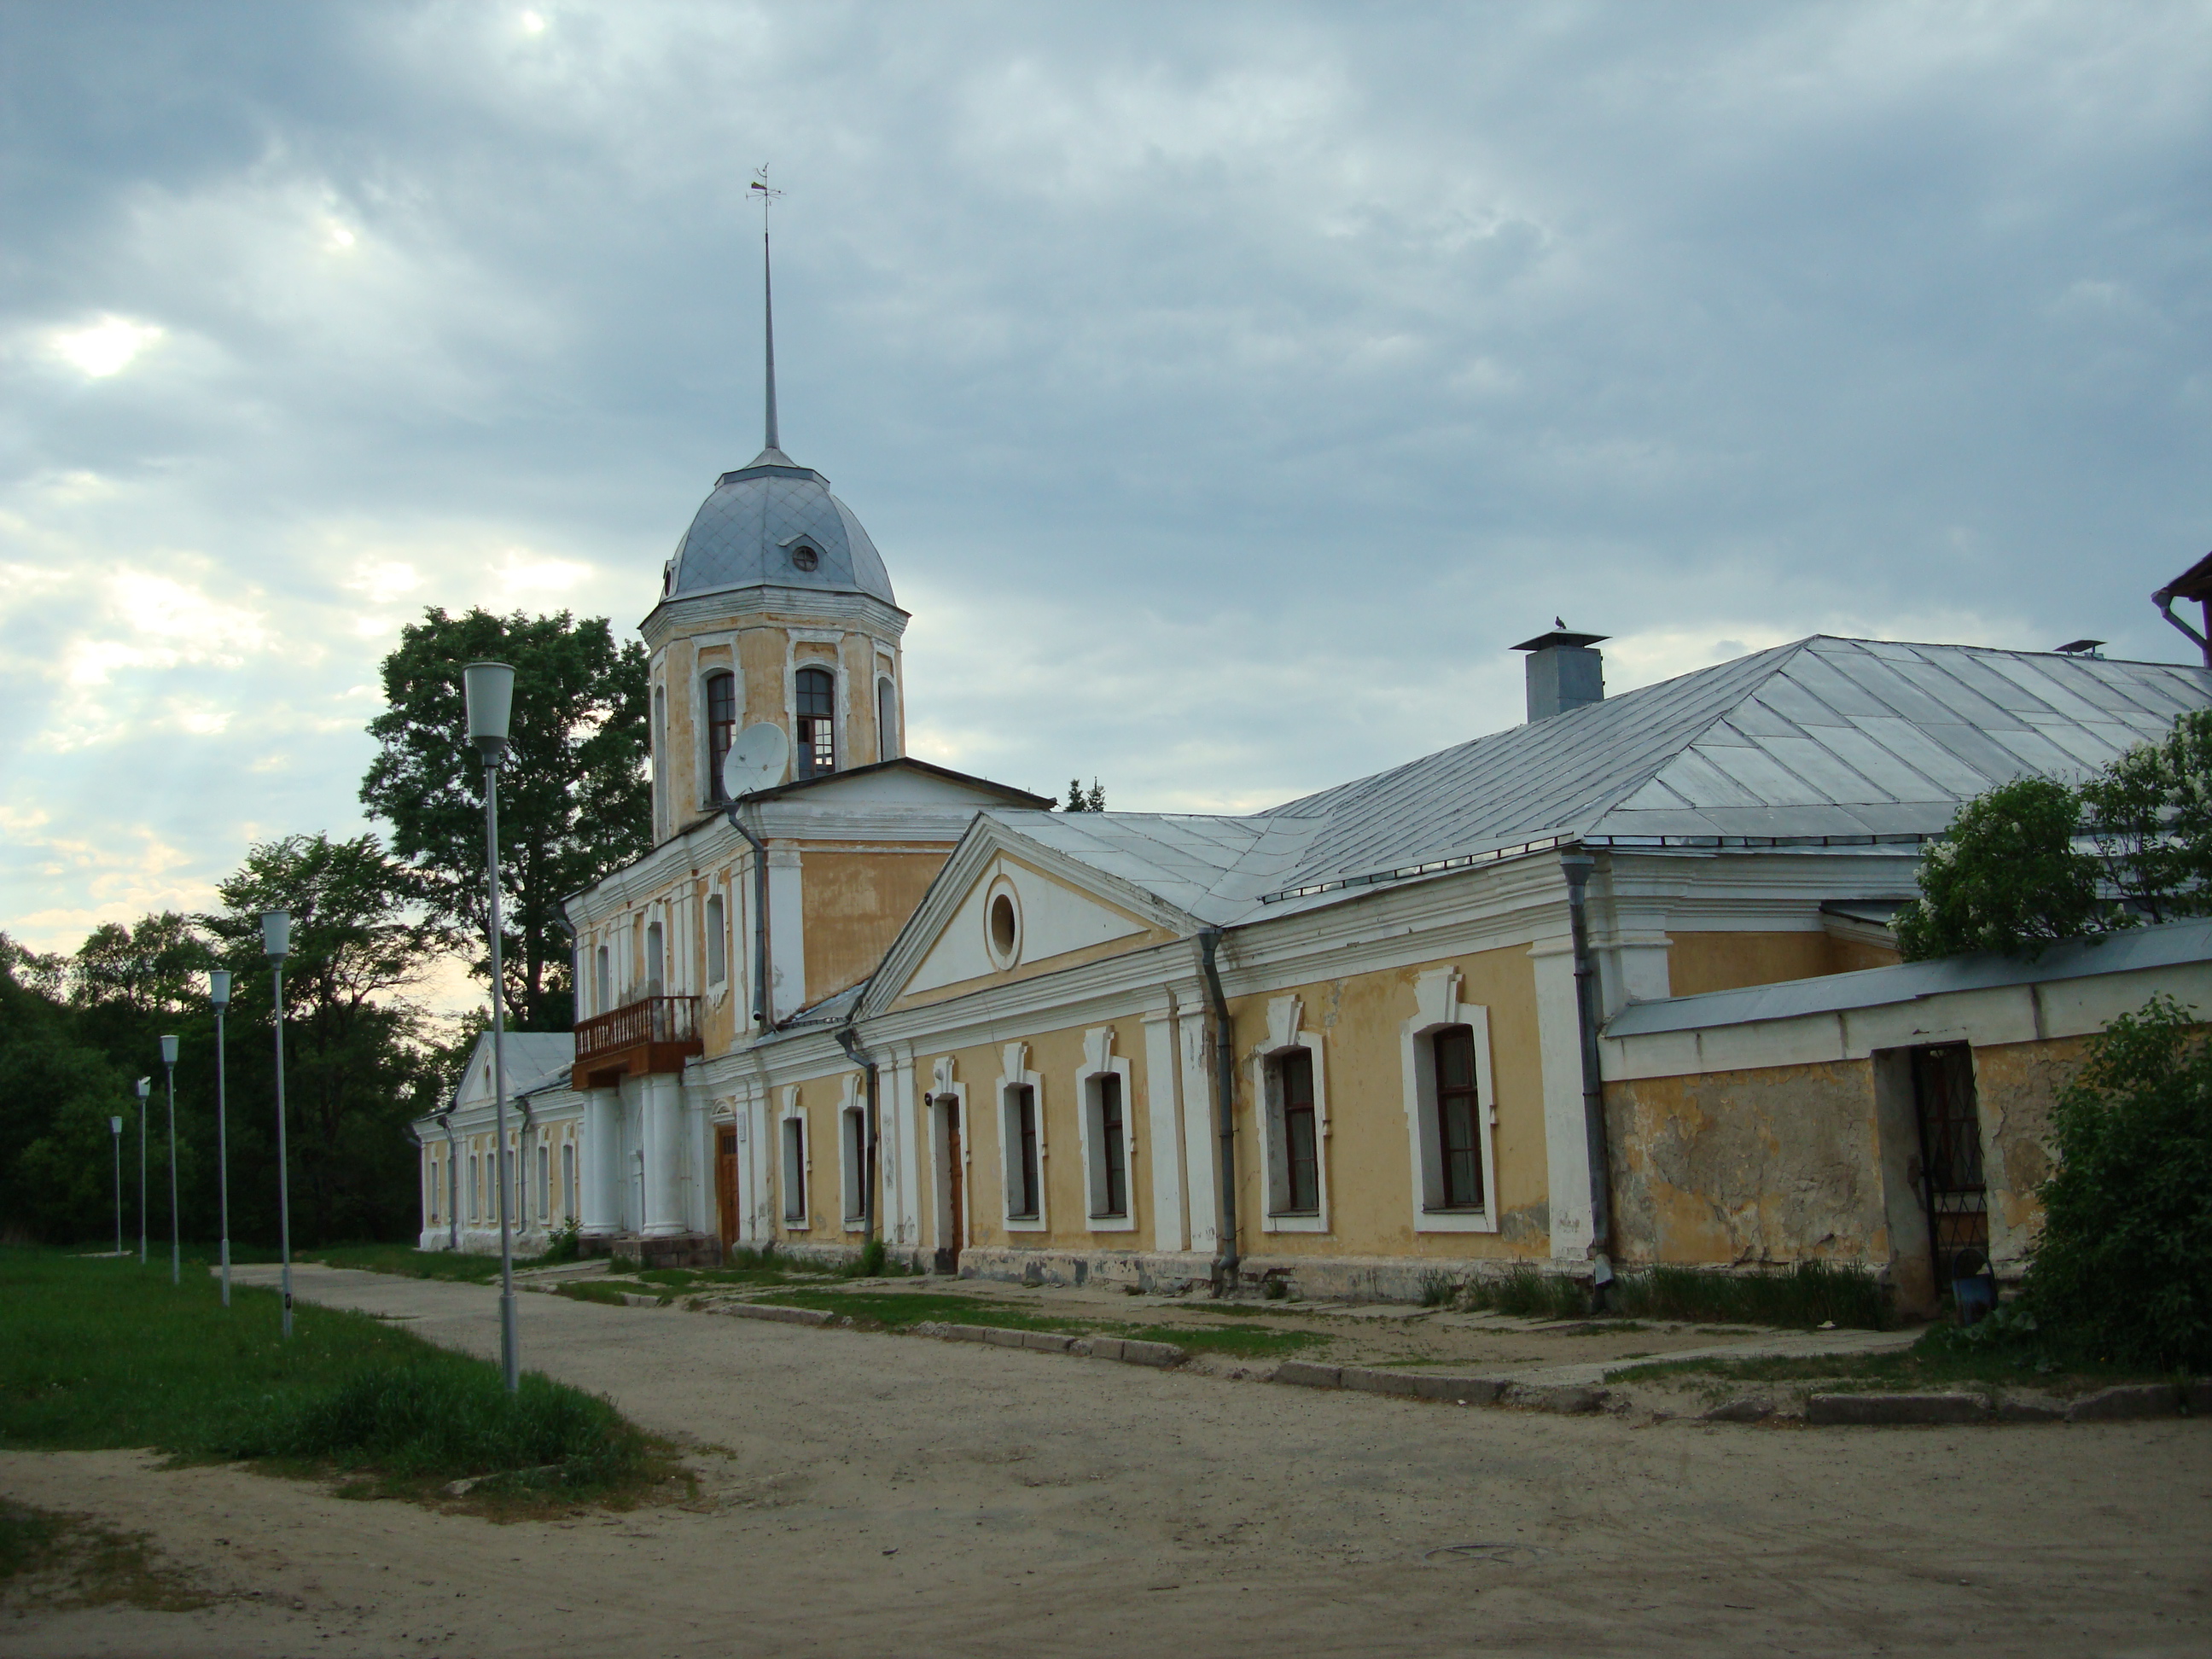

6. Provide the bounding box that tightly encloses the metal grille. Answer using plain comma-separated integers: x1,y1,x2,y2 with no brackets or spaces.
1911,1045,1989,1286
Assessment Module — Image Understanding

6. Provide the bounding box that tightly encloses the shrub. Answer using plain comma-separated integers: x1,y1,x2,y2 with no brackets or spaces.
2023,995,2212,1371
540,1217,583,1266
1895,777,2100,962
1464,1266,1588,1320
1610,1260,1889,1329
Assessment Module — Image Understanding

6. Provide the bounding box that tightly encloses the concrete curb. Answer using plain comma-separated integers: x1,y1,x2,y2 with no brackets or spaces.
1271,1360,1581,1412
910,1321,1190,1369
707,1301,838,1328
1807,1392,1989,1426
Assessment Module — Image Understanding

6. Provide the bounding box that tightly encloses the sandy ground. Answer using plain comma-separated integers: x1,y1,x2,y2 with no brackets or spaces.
3,1265,2207,1658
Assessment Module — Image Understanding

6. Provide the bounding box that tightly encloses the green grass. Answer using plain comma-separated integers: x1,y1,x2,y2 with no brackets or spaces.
556,1281,665,1307
300,1242,550,1284
1610,1261,1891,1330
746,1287,1328,1359
1611,1322,2162,1397
0,1249,650,1505
1464,1266,1593,1320
0,1499,209,1610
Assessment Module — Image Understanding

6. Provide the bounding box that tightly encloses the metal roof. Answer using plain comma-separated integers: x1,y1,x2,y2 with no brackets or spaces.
976,637,2211,925
663,448,895,608
1604,916,2212,1038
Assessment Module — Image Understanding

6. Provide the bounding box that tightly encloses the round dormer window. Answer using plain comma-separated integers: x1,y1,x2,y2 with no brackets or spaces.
984,877,1022,969
791,545,819,572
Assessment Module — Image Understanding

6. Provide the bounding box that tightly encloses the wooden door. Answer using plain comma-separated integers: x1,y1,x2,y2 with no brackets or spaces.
715,1126,740,1256
939,1100,963,1275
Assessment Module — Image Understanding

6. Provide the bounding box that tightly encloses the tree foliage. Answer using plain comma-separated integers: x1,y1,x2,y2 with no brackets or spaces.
2023,995,2212,1371
1061,777,1106,812
1896,707,2212,962
361,607,649,1030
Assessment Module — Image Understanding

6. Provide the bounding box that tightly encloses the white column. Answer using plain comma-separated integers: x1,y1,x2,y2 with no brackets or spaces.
1178,1010,1218,1254
1142,1001,1188,1253
581,1087,620,1238
641,1074,686,1237
686,1091,712,1235
883,1050,917,1248
768,850,806,1022
1530,937,1594,1260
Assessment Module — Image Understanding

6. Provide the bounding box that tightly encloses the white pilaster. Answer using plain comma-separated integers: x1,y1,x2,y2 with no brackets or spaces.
641,1074,686,1237
581,1086,620,1237
1141,1000,1188,1253
1530,936,1593,1260
1178,1010,1219,1253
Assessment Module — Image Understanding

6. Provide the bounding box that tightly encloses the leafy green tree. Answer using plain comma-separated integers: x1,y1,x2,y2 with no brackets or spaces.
1895,777,2101,962
2023,994,2212,1371
70,911,210,1016
0,938,137,1245
2079,708,2212,924
361,608,649,1030
203,834,449,1245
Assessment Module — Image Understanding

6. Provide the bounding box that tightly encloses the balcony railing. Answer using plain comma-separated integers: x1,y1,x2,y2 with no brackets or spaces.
572,994,703,1088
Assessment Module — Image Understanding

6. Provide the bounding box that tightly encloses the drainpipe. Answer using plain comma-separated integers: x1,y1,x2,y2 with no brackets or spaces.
2153,580,2212,667
1558,849,1615,1301
1196,928,1241,1292
835,1022,880,1250
725,805,774,1032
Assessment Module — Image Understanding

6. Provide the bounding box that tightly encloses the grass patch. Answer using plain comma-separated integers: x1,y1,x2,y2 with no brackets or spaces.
0,1499,210,1611
301,1243,550,1284
1464,1267,1592,1320
749,1287,1328,1359
0,1248,652,1509
1123,1324,1326,1359
556,1281,663,1307
1610,1322,2162,1397
1610,1261,1890,1330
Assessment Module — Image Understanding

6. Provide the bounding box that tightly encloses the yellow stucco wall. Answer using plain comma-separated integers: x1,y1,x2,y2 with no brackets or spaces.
1667,930,1896,998
800,847,954,1006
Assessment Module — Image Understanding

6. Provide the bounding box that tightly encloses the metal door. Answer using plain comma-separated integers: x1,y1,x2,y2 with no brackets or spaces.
1910,1045,1989,1289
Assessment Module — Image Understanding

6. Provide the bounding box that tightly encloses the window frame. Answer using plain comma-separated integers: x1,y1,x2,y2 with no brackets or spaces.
1075,1027,1138,1231
704,892,727,987
838,1072,869,1231
875,672,899,762
704,669,738,805
996,1045,1048,1231
1400,967,1501,1234
1250,996,1331,1233
779,1095,810,1230
795,664,837,779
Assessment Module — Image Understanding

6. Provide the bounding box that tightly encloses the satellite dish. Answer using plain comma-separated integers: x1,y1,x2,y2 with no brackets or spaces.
721,723,789,800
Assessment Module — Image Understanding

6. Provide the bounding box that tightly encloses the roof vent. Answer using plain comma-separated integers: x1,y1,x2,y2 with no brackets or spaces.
1511,628,1608,723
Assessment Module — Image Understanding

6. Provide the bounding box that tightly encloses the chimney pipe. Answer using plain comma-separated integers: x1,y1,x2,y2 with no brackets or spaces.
1511,629,1609,722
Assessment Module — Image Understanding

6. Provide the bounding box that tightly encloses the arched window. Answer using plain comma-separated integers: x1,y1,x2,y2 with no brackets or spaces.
876,676,898,761
704,893,726,985
705,672,737,802
795,667,835,778
644,920,664,997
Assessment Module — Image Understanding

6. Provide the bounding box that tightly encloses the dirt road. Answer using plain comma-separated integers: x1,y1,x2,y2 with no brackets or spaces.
3,1264,2206,1656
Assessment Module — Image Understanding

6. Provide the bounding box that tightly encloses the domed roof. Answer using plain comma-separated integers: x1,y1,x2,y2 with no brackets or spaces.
663,447,895,608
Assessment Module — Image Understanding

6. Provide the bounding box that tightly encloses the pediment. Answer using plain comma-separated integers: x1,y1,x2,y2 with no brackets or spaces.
900,853,1153,996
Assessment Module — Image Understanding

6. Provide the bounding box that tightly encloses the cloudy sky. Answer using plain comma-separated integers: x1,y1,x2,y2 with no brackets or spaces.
4,0,2209,971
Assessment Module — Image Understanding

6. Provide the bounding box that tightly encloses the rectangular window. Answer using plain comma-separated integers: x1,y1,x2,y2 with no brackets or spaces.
1269,1051,1319,1215
469,1153,481,1223
796,667,836,777
843,1108,867,1226
705,893,727,985
1433,1027,1484,1210
562,1142,576,1221
1088,1074,1127,1220
782,1117,806,1225
1007,1085,1040,1220
538,1144,550,1220
706,672,738,802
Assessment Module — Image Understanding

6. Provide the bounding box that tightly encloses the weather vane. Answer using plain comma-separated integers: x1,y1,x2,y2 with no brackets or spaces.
748,165,783,221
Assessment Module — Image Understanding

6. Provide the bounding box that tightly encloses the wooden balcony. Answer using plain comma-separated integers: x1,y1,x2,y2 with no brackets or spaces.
572,994,703,1091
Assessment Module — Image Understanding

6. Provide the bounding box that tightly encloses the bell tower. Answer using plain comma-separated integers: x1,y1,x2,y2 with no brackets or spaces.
639,207,908,843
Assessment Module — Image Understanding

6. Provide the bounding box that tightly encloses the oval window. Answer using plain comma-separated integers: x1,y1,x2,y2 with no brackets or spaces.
791,545,819,572
989,893,1017,959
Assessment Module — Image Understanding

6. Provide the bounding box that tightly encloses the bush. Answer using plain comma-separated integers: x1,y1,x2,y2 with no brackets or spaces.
1464,1266,1589,1320
540,1217,583,1266
1610,1260,1889,1329
2023,995,2212,1371
1895,777,2100,962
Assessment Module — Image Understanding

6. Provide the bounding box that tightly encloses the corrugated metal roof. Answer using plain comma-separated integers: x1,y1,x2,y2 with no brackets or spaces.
978,637,2210,924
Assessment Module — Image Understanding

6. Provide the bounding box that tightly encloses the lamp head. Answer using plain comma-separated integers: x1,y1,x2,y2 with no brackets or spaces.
208,968,230,1010
135,1076,150,1101
261,909,290,960
159,1033,179,1067
463,660,516,764
110,1115,123,1136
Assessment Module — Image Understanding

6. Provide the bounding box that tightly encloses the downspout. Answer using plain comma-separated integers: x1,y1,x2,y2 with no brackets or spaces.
2152,582,2212,667
725,804,774,1032
1196,928,1241,1292
835,1021,880,1251
1558,849,1615,1302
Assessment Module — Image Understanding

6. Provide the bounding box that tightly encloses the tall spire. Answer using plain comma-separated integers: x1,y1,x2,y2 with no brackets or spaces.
749,169,785,460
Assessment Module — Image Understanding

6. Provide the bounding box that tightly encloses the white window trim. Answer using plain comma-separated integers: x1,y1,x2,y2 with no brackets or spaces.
704,889,728,990
1074,1026,1138,1232
1249,994,1330,1234
874,670,899,762
696,653,741,812
929,1058,970,1258
996,1042,1048,1232
837,1071,868,1231
1401,967,1501,1234
785,640,844,779
778,1088,811,1231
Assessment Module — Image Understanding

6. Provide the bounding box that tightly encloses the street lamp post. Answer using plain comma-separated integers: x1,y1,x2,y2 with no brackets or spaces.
109,1115,123,1254
210,970,233,1307
263,910,296,1339
134,1077,149,1266
464,657,521,1394
160,1034,180,1285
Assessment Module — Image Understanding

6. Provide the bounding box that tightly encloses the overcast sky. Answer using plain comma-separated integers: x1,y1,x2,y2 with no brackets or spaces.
4,0,2209,971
